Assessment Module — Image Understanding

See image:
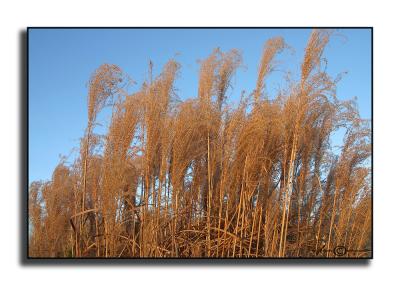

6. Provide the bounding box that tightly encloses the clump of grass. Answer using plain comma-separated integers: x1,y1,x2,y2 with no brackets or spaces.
29,29,371,258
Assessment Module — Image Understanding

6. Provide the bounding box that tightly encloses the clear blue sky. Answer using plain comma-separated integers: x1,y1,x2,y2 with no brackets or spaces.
28,28,371,184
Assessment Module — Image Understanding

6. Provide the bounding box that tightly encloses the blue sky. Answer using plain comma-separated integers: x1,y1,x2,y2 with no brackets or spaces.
28,28,371,184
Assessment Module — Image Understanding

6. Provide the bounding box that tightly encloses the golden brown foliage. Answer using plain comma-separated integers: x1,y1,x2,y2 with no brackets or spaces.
29,30,371,258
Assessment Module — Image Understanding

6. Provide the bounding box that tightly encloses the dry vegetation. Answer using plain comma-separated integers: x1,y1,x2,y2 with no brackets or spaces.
29,29,371,258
